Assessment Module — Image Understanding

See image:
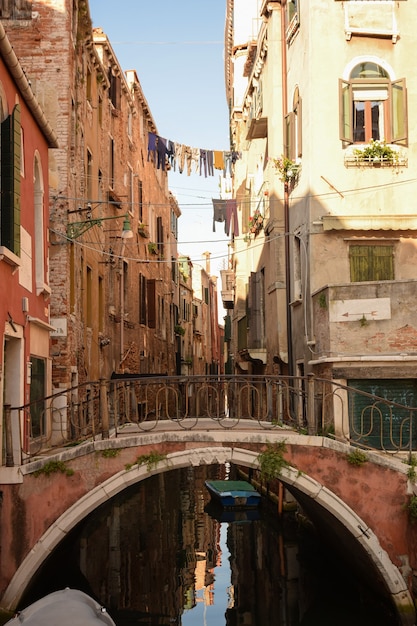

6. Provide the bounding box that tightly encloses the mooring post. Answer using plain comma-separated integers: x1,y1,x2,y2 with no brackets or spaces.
100,379,109,440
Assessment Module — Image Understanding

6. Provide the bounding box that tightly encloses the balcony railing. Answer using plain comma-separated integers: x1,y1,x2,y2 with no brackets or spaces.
3,375,417,466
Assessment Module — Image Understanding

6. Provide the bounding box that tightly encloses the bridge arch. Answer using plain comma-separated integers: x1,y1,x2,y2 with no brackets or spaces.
2,446,414,624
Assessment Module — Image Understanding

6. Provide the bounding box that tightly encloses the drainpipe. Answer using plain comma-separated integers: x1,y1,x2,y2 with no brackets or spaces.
280,0,294,378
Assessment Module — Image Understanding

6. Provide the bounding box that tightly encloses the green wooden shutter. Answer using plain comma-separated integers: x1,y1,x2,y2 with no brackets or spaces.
339,79,353,144
390,78,408,146
284,112,295,160
1,104,21,255
350,245,393,282
349,379,417,451
350,246,370,282
372,245,394,281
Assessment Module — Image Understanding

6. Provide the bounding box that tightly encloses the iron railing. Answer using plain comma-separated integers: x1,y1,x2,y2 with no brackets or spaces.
3,375,417,465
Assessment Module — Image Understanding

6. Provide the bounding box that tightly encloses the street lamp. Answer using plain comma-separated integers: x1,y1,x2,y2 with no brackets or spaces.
66,213,134,240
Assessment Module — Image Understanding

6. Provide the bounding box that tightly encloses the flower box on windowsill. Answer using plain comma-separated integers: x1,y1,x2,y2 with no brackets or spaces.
345,140,407,169
344,154,408,168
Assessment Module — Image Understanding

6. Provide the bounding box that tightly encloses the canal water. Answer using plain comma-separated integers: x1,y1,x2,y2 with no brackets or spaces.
15,465,399,625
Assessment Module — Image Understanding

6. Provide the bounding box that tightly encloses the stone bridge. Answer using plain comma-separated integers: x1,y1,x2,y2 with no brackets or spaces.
0,421,416,625
1,375,417,624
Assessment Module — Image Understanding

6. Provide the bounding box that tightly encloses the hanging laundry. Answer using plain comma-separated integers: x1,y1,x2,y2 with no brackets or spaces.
147,132,228,177
224,151,233,177
214,150,225,171
207,150,214,177
200,149,208,177
191,147,200,175
225,199,239,237
167,140,175,170
156,136,167,171
212,198,227,232
147,132,157,162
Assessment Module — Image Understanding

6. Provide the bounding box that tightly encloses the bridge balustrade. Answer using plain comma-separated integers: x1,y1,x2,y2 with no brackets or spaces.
3,375,417,466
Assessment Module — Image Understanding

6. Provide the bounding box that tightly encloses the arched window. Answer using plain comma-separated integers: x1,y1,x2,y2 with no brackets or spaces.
339,61,407,146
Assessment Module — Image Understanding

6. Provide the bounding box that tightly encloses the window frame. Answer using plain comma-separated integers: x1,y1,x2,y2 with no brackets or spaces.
339,75,407,146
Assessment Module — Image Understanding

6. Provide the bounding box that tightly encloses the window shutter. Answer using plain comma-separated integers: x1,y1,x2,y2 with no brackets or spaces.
296,95,302,158
350,246,370,282
284,111,295,160
350,245,394,282
1,104,21,255
390,78,408,146
139,274,147,325
339,79,353,143
248,271,264,349
156,216,164,256
147,278,156,328
372,245,394,281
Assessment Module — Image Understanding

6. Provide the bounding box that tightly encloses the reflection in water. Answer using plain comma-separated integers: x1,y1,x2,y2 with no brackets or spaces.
20,465,398,625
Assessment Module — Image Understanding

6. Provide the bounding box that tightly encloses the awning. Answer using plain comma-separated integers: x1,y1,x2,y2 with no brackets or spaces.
322,215,417,231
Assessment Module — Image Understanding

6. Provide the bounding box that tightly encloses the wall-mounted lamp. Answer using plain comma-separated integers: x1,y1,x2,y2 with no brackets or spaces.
67,213,134,240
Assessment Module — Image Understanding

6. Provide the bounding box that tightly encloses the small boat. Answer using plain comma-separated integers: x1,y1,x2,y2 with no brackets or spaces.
205,479,261,509
5,588,116,626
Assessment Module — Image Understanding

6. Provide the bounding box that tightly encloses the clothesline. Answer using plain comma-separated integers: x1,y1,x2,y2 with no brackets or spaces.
147,132,240,177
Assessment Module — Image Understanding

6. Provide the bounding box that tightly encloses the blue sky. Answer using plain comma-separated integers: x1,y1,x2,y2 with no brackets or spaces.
88,0,231,278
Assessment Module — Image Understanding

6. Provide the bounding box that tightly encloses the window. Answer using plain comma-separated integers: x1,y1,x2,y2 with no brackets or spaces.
108,68,121,109
86,149,93,201
147,279,156,328
1,104,21,255
286,0,300,41
340,62,407,145
127,109,133,139
137,179,143,222
156,216,164,256
29,357,46,439
109,137,114,189
349,244,394,282
285,86,302,160
86,66,92,103
127,165,134,215
139,273,146,325
171,210,178,239
98,276,104,333
86,266,93,328
248,270,265,348
0,0,32,19
98,94,103,126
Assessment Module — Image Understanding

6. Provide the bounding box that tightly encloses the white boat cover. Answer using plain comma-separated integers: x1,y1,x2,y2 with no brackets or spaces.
5,588,115,626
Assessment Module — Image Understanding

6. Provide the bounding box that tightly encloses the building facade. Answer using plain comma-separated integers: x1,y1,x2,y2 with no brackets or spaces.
225,0,417,440
0,20,57,465
1,0,181,445
0,0,222,452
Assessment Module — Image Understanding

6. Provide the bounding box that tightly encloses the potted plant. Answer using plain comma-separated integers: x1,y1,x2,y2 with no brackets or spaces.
148,242,158,255
353,139,400,165
273,156,301,183
138,223,149,237
248,208,264,235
